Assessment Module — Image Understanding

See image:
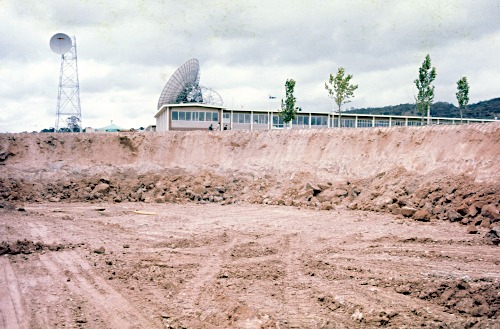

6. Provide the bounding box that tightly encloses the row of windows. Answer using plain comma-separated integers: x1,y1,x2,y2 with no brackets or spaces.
172,111,219,122
172,110,449,127
374,120,390,127
232,113,270,124
333,118,357,127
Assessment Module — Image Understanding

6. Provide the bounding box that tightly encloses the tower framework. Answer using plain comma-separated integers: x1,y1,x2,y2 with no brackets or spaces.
55,36,82,132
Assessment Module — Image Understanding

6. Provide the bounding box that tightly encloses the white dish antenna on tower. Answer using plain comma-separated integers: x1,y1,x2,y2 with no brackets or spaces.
50,33,82,132
50,33,72,55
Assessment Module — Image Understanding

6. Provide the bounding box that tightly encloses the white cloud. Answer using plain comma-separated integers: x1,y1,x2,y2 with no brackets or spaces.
0,0,499,132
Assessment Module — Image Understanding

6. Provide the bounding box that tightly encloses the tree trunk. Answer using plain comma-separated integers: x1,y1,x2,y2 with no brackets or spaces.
338,105,342,128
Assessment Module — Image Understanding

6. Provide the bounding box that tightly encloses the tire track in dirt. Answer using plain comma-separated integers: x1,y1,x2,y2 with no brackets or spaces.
168,235,238,326
277,235,327,328
39,250,156,328
0,258,28,329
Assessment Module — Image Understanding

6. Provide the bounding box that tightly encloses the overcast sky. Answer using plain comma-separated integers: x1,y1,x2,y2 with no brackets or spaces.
1,0,499,132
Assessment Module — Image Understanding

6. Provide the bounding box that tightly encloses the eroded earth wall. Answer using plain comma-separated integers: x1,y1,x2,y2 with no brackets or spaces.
1,123,499,233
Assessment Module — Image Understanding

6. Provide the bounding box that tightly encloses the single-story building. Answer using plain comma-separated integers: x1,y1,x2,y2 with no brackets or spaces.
154,103,497,132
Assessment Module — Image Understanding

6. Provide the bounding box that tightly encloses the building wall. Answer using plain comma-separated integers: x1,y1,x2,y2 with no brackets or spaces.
156,104,497,132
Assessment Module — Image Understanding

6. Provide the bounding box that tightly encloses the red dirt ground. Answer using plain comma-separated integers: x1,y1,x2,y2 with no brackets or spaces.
1,123,499,328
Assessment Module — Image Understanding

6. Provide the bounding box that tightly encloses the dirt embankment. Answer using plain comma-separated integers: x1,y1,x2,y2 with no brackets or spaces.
1,123,499,233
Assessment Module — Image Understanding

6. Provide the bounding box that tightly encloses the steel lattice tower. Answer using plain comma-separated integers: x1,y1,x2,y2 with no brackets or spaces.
55,36,82,132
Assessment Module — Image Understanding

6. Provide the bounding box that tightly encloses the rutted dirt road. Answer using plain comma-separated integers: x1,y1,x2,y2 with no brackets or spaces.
1,203,498,328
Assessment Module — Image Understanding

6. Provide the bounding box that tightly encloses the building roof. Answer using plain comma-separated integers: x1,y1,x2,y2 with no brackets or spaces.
96,123,125,132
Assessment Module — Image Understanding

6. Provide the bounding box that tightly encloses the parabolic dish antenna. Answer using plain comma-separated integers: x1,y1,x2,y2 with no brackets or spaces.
200,86,223,106
158,58,201,110
50,33,72,55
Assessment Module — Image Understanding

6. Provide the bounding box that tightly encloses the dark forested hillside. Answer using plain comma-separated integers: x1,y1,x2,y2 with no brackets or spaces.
346,98,500,119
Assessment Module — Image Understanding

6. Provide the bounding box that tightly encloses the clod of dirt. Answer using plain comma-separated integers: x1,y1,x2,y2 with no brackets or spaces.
466,225,478,234
0,151,15,162
0,240,75,255
0,202,16,210
93,246,106,254
483,227,500,245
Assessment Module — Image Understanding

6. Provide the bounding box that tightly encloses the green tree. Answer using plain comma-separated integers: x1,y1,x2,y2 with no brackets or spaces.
414,54,437,124
325,67,358,127
280,79,301,125
456,76,469,122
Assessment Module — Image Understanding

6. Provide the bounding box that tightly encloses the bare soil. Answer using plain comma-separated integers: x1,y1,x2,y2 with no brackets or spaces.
1,123,499,328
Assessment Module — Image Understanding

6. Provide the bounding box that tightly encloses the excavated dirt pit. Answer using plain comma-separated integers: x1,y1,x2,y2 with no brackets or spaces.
0,123,499,328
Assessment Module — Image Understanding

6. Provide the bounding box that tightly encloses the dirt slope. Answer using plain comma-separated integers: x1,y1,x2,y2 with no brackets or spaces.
1,123,499,227
1,123,499,182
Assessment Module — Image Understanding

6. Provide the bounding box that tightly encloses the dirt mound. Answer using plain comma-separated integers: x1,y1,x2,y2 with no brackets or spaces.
0,239,82,255
1,123,499,233
395,278,500,318
1,123,499,180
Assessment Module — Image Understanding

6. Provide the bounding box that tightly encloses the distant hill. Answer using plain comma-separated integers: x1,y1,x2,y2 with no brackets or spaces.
346,98,500,120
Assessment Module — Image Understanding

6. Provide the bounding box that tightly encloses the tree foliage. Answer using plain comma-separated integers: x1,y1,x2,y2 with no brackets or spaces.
345,98,500,120
456,76,470,120
325,67,358,125
66,115,82,132
280,79,300,124
414,54,437,122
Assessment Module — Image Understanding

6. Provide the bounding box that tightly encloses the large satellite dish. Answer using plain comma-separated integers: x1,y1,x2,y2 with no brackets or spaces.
158,58,200,110
50,33,72,55
157,58,223,109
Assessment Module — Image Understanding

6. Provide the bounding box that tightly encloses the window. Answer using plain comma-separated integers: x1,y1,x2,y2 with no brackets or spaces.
340,118,355,127
172,111,178,120
223,113,230,119
374,119,390,127
232,113,251,123
358,119,372,127
273,115,284,127
185,112,191,121
213,112,219,122
254,114,268,124
311,115,327,126
292,115,309,126
199,112,205,121
179,111,186,120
